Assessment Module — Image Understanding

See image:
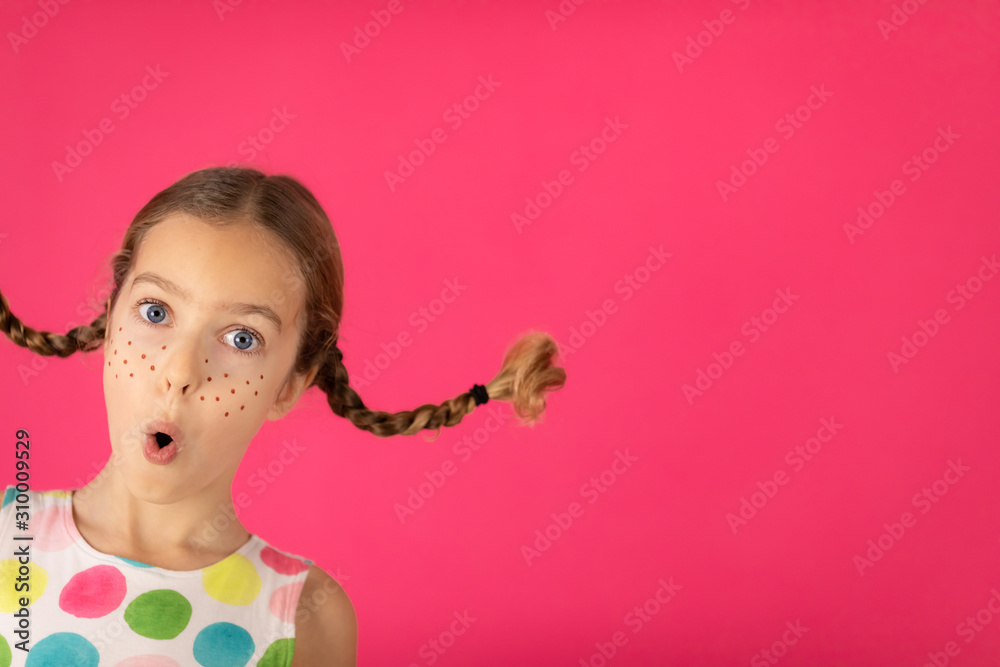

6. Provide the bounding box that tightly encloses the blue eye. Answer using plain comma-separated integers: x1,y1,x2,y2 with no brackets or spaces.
139,302,168,324
224,330,259,353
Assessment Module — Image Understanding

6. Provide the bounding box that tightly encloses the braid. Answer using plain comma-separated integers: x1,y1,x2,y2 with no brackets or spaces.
315,331,566,440
0,288,107,357
2,282,567,441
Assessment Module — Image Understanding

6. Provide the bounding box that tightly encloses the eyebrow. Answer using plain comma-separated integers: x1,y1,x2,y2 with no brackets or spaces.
131,272,283,334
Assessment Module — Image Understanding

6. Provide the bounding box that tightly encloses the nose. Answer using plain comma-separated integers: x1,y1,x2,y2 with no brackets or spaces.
155,336,204,399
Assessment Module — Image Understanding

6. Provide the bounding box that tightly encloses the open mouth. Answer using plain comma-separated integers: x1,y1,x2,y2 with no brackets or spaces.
154,432,174,449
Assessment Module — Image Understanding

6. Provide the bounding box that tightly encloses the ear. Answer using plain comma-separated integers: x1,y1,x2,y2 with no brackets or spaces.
266,364,320,421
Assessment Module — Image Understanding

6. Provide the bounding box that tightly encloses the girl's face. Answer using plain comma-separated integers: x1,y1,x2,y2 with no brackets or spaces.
101,213,316,503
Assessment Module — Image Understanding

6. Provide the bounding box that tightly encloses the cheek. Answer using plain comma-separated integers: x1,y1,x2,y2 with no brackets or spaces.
106,326,151,382
104,327,167,382
199,368,266,419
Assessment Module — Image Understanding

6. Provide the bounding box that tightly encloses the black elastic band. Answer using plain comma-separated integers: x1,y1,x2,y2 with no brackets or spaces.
470,384,489,406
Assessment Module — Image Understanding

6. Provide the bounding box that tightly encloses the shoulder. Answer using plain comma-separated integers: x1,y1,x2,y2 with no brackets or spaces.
291,565,357,667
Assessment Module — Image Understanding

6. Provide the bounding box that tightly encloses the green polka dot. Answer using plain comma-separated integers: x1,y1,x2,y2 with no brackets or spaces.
0,634,10,667
124,589,192,639
258,638,295,667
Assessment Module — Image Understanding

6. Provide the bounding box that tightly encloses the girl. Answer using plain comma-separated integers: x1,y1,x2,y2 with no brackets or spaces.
0,166,566,666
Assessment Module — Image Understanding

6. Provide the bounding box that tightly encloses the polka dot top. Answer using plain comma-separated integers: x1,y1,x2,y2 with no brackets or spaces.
0,486,314,666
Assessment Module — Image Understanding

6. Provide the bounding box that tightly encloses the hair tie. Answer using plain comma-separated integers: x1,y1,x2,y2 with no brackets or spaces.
469,384,489,406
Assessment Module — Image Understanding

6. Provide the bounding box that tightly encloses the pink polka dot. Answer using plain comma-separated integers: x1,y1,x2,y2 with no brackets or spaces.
34,505,75,552
59,564,127,618
113,657,182,667
269,581,304,624
260,546,310,575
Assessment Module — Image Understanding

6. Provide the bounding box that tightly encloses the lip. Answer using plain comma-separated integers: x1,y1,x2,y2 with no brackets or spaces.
140,418,186,466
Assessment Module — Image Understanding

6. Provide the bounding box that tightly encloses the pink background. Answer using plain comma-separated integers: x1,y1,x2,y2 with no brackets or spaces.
1,0,999,664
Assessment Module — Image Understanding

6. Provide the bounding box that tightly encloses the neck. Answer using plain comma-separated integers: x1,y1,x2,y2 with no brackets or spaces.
72,460,251,570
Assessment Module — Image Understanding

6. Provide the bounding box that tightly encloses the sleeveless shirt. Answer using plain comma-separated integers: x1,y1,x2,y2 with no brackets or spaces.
0,485,313,666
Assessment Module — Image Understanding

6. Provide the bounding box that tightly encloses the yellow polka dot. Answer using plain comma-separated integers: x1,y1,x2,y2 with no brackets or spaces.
202,553,261,606
0,558,48,612
40,491,71,498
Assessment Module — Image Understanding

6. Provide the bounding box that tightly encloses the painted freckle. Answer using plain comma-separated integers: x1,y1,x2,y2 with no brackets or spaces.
162,345,166,350
114,350,117,355
246,380,249,385
207,377,212,381
225,412,229,417
224,373,228,378
254,391,258,396
118,327,122,331
200,396,204,401
240,405,244,410
108,362,111,366
205,359,208,363
141,354,146,359
260,375,263,379
127,341,131,345
231,389,235,394
215,397,219,401
115,374,118,379
129,373,133,377
123,360,127,365
150,365,155,371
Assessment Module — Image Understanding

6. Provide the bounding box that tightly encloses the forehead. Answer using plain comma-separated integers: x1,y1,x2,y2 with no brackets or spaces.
130,213,303,330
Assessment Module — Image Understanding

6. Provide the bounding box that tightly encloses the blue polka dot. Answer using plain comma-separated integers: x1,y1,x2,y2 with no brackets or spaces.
193,622,255,667
25,633,98,667
2,487,15,510
116,556,154,568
